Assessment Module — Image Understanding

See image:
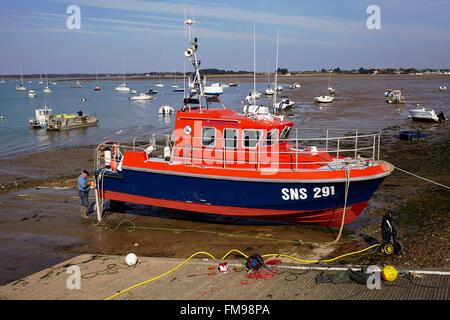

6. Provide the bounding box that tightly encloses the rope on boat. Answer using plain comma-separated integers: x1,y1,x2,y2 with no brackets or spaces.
326,167,351,245
394,166,450,190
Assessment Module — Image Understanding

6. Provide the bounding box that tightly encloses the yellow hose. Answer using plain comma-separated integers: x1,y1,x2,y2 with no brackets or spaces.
104,244,380,300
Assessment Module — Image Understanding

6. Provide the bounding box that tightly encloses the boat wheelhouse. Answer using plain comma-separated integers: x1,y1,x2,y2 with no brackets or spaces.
93,20,394,227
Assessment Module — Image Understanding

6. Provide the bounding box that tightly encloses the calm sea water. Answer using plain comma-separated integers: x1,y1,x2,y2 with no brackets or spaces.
0,75,448,158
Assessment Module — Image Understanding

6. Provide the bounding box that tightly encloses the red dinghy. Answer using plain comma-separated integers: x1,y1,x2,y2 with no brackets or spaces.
93,20,393,226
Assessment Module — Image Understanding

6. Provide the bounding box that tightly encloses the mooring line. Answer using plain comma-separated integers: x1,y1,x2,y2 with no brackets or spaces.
394,166,450,190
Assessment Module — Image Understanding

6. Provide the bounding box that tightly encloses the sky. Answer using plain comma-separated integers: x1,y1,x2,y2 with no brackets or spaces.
1,0,450,75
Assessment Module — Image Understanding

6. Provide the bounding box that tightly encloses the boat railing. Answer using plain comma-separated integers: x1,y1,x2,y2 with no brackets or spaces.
94,129,381,173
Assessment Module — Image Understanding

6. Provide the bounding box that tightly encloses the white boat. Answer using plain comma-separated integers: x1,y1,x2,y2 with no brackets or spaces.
439,85,447,91
51,82,57,85
265,88,275,96
159,105,174,114
265,61,274,96
276,85,283,92
314,95,334,103
289,82,301,89
71,80,83,88
328,87,336,95
384,89,405,104
16,65,27,91
43,69,52,94
129,93,152,101
204,83,224,95
115,57,130,92
29,106,53,128
409,104,447,123
28,90,37,98
38,74,44,84
273,98,295,111
0,76,5,84
130,89,137,94
155,73,165,87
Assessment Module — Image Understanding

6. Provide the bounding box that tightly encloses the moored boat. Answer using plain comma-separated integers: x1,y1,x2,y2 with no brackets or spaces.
385,89,405,104
29,106,53,128
409,104,447,122
314,95,334,103
129,93,153,101
46,111,99,131
93,20,394,227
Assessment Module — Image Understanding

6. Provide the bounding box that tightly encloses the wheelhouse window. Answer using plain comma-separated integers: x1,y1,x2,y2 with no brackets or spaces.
202,127,216,147
243,130,261,148
280,126,291,140
263,129,278,146
224,128,238,149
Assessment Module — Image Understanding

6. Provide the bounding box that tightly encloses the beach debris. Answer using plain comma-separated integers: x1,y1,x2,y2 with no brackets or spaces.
218,262,229,274
125,253,138,266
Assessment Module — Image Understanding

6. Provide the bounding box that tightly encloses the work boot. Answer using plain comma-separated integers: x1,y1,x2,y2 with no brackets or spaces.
80,206,89,219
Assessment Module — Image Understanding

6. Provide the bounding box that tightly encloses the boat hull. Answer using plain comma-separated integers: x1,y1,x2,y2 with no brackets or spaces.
97,168,387,226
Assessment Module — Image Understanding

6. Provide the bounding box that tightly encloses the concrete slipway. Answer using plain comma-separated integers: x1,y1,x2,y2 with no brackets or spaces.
0,254,448,300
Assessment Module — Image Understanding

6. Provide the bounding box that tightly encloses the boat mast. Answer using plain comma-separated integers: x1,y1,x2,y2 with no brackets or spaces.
267,60,270,89
184,18,204,109
122,57,126,85
273,28,279,107
253,23,256,97
96,68,99,86
20,64,24,86
45,68,49,87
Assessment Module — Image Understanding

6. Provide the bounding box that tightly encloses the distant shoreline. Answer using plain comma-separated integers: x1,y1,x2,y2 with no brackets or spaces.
2,73,449,82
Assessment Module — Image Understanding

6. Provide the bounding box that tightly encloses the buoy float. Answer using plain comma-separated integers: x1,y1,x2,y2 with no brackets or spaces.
381,265,398,282
125,253,138,266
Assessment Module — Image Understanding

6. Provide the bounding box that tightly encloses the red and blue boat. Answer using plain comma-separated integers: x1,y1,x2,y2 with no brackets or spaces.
94,20,394,226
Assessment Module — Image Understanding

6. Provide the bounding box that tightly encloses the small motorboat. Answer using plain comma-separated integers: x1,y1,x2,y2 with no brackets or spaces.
314,95,334,103
129,93,153,101
399,129,427,141
289,82,301,89
28,90,37,98
130,89,137,94
273,98,295,111
94,86,102,91
159,105,174,114
228,82,238,87
204,83,224,95
81,98,87,102
265,87,275,96
384,89,405,104
276,85,283,92
409,104,447,122
71,80,83,88
173,87,185,92
146,89,158,95
439,85,447,91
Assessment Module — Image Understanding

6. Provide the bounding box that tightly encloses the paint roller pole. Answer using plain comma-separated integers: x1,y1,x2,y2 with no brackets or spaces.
95,187,102,222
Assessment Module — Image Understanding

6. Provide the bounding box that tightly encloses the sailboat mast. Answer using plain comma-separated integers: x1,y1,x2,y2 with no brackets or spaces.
20,64,24,86
273,28,279,107
122,57,126,84
267,60,270,88
253,24,256,97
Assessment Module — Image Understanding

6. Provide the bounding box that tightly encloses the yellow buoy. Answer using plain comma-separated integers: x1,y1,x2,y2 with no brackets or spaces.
382,265,398,282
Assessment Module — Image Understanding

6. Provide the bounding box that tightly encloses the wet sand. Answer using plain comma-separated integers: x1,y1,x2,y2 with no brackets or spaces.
0,76,449,285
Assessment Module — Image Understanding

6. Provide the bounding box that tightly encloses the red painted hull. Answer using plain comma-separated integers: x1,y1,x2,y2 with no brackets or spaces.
104,190,368,226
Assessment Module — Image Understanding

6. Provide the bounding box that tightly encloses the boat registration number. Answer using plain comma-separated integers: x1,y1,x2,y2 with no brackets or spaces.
281,186,335,200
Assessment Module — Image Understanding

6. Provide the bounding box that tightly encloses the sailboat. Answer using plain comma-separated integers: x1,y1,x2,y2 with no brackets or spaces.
115,57,130,92
38,74,44,84
314,71,334,103
272,29,295,111
16,65,27,91
94,68,101,91
0,76,5,84
327,72,335,95
43,69,52,94
171,72,180,88
244,24,261,106
265,61,274,96
155,73,164,87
